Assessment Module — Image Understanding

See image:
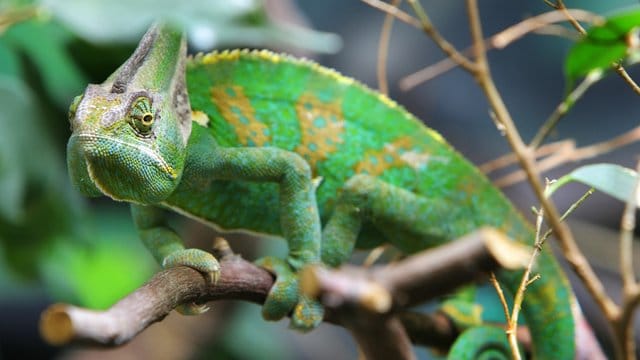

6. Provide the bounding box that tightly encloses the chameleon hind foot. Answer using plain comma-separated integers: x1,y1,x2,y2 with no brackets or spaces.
256,256,324,331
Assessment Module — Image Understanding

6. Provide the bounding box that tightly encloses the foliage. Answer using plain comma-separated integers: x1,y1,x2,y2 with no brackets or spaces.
565,7,640,87
547,163,640,203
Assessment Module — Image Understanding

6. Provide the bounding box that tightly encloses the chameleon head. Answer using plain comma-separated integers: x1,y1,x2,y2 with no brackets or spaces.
67,23,190,204
67,83,188,204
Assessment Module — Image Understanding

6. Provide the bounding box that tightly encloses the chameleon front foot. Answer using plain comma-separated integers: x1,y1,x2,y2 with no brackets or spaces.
256,257,324,331
162,248,220,315
162,248,221,284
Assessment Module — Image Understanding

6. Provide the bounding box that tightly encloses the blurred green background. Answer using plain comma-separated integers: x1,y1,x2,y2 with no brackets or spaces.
1,0,639,359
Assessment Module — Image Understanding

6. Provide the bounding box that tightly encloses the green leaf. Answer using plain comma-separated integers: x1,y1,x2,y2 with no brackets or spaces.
40,0,341,53
565,8,640,87
0,75,81,279
547,164,639,204
2,20,87,107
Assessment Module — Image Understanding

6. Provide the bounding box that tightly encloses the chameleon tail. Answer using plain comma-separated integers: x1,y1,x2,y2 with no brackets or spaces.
448,326,514,360
496,248,576,359
446,250,575,359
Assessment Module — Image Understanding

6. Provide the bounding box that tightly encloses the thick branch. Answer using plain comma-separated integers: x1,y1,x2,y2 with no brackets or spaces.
39,256,272,346
303,228,529,311
300,228,529,359
40,228,526,353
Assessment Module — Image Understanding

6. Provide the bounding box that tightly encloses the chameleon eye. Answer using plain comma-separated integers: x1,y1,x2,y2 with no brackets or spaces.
129,96,154,136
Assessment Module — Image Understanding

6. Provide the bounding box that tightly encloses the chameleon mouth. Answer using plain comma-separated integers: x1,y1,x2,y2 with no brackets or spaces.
73,133,177,179
69,133,178,203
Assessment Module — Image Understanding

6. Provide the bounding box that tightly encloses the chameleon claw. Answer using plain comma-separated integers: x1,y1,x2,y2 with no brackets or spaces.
210,267,220,285
176,302,210,315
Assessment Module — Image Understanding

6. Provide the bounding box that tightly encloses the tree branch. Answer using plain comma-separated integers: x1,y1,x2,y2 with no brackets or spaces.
40,229,527,356
39,255,272,346
300,228,530,359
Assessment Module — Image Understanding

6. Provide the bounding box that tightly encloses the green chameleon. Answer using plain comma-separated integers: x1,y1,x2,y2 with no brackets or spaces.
67,24,575,358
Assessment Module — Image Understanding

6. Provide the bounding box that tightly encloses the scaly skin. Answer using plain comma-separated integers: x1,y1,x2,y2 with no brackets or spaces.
67,24,575,358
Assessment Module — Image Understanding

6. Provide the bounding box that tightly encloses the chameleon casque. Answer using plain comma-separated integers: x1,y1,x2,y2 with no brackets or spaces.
67,24,576,358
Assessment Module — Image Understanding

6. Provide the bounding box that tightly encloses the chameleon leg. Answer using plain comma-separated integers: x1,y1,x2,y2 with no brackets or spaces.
322,174,463,266
322,175,576,358
131,204,220,314
202,147,323,330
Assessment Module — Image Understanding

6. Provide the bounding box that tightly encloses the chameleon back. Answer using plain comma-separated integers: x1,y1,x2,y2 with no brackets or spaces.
178,50,575,358
185,50,525,245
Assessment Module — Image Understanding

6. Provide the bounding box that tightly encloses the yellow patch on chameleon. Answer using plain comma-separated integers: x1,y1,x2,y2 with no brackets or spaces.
354,136,433,177
210,85,270,146
294,92,345,170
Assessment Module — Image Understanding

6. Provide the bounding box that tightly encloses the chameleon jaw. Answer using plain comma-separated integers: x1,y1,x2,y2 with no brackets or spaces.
68,132,179,203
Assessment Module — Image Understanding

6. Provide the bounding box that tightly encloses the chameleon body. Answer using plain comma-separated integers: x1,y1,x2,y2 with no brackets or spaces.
67,24,575,358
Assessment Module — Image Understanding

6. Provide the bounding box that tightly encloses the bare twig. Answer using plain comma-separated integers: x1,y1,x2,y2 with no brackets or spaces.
481,126,640,188
400,9,601,90
539,188,594,245
376,0,401,95
489,272,511,327
360,0,421,28
613,160,640,359
403,0,476,72
529,71,602,148
464,0,618,326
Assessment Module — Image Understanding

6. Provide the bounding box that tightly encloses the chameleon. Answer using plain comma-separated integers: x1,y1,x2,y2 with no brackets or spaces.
66,23,576,358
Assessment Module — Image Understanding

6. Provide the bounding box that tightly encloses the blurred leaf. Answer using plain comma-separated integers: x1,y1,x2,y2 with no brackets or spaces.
39,0,340,53
41,210,155,308
0,75,81,279
2,19,87,107
43,239,154,309
565,8,640,87
547,163,639,204
0,42,21,77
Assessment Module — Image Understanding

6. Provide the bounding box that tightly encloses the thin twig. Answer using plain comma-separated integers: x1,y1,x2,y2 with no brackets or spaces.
376,0,402,95
504,198,548,360
529,71,602,148
539,188,595,245
612,64,640,96
404,0,476,72
464,0,619,323
488,272,512,335
399,9,601,90
614,160,640,359
481,125,640,188
620,161,640,292
360,0,421,28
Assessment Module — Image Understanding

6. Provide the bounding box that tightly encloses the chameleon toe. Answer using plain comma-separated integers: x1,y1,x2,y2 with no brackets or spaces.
290,296,324,332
